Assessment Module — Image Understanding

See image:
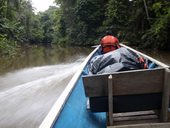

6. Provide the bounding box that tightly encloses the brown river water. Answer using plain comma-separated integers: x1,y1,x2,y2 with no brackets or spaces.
0,44,92,128
0,44,170,128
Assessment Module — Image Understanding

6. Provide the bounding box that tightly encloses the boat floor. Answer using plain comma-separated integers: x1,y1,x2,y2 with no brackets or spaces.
108,123,170,128
107,111,170,128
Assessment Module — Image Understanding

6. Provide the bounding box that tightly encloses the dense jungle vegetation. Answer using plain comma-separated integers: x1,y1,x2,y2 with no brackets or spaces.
0,0,170,56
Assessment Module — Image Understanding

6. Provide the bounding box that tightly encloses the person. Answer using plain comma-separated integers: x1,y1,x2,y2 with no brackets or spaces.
100,30,120,54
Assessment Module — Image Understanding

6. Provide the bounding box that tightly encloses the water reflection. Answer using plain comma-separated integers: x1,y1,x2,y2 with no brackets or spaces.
0,44,92,75
140,49,170,66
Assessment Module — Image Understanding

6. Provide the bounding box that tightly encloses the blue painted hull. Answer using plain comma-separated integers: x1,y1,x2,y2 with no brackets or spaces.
53,48,107,128
53,72,106,128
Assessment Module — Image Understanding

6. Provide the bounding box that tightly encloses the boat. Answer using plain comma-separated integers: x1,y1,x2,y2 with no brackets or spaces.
39,44,170,128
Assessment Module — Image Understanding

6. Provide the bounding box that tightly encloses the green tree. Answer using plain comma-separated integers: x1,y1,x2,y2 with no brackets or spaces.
142,1,170,49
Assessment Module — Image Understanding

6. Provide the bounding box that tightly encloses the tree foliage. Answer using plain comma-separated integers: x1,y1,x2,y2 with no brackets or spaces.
54,0,170,49
0,0,59,55
0,0,170,56
145,1,170,49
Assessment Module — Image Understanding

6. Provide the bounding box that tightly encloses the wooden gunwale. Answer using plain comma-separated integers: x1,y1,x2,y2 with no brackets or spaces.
39,46,99,128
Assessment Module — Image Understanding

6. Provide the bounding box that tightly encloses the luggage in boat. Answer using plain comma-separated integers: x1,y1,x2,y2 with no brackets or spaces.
88,47,146,74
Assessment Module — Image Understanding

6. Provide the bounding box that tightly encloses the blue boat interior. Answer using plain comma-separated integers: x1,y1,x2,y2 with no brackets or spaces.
53,49,106,128
53,73,107,128
52,47,159,128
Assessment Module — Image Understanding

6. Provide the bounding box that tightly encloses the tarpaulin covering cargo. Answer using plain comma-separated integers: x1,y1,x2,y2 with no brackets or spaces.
88,47,145,74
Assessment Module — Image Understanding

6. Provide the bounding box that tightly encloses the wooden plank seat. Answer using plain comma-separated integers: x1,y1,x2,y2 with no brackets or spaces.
83,68,170,126
108,122,170,128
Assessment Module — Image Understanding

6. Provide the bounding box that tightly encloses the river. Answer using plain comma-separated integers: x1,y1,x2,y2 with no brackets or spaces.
0,44,170,128
0,44,92,128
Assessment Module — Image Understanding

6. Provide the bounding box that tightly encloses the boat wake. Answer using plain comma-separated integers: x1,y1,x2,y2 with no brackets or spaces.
0,58,84,128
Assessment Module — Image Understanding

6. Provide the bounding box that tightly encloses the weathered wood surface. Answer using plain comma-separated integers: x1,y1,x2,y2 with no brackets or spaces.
161,68,170,121
83,68,165,97
108,123,170,128
108,75,113,125
113,110,157,118
83,67,170,127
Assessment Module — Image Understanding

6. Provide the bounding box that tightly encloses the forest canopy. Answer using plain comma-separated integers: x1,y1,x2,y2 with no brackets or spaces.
0,0,170,56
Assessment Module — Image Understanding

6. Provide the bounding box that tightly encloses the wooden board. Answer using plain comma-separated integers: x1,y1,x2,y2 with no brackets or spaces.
83,68,164,97
89,93,162,112
108,123,170,128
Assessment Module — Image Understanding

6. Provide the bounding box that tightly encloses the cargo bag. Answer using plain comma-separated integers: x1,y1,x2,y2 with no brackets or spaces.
88,47,145,74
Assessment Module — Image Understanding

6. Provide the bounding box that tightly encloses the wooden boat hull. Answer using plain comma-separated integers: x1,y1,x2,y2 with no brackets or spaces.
39,44,170,128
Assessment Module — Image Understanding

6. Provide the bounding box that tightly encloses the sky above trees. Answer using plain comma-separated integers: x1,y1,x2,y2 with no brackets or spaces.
31,0,56,12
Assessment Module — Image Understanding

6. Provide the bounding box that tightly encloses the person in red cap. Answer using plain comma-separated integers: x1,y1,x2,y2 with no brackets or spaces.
100,30,120,54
